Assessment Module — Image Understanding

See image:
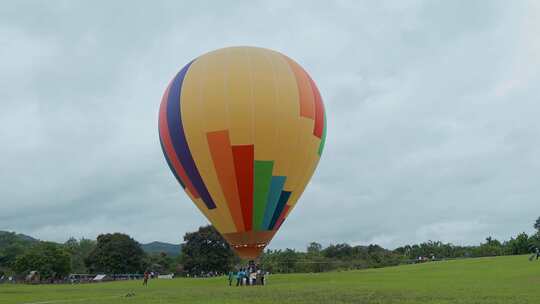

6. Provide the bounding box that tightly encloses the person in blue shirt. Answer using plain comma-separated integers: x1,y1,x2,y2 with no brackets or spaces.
236,269,244,286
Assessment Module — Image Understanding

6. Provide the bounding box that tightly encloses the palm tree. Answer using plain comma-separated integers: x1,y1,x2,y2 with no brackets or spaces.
534,216,540,232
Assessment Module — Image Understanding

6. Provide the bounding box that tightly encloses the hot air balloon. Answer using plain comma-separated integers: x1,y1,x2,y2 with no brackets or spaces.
158,46,326,259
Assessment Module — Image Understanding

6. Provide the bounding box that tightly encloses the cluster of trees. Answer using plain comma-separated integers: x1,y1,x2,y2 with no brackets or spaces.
0,232,35,276
177,221,540,275
176,228,406,275
0,232,178,281
1,217,539,280
0,232,77,280
258,232,540,274
259,243,403,273
395,233,540,260
179,225,239,275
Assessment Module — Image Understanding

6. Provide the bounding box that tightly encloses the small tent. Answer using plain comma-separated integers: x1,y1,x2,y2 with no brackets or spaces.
25,271,40,283
92,274,107,282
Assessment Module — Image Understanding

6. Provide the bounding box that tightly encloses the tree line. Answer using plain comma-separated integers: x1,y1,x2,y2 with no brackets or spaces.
1,217,539,281
259,231,540,274
181,218,540,275
0,233,177,281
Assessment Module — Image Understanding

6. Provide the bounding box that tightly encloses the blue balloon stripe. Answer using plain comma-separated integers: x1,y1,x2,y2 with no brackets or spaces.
269,191,291,230
262,176,286,230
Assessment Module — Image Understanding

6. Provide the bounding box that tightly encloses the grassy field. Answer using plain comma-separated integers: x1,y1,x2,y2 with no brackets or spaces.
1,255,539,304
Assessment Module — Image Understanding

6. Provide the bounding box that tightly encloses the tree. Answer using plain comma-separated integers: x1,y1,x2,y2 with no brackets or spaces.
307,242,323,255
145,252,176,274
179,225,238,275
64,238,96,273
534,216,540,232
0,242,27,271
505,232,531,255
0,231,36,272
85,233,146,274
485,237,501,247
529,233,540,250
14,242,71,280
474,239,503,257
279,249,299,273
322,243,353,259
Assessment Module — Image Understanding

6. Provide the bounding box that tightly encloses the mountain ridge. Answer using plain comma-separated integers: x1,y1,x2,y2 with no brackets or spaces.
0,231,181,256
141,241,182,256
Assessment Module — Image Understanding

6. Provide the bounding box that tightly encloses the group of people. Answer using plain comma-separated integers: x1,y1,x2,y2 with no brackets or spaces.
228,264,266,286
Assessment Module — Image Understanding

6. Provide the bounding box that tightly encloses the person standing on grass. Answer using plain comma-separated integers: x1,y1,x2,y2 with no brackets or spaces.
243,269,248,286
143,271,149,286
236,269,244,286
228,271,234,286
250,270,256,285
529,247,540,262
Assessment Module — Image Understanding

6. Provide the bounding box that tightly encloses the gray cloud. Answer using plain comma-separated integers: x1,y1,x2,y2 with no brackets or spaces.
1,0,539,250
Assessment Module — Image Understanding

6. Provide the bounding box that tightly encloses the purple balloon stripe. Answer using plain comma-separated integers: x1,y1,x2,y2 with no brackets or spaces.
166,61,217,209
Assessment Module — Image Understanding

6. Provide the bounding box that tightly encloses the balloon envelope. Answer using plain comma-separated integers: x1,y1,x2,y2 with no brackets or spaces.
158,46,326,259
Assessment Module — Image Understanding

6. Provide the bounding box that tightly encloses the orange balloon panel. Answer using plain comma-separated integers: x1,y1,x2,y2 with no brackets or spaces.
158,47,326,259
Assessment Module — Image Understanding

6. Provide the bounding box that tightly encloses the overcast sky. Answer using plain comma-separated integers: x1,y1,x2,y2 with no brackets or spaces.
1,1,539,250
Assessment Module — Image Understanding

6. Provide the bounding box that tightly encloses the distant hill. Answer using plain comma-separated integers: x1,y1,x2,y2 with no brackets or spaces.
141,241,182,256
0,231,181,256
0,230,39,246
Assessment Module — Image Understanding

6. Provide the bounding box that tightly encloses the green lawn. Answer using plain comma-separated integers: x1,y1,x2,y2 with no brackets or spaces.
1,255,539,304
